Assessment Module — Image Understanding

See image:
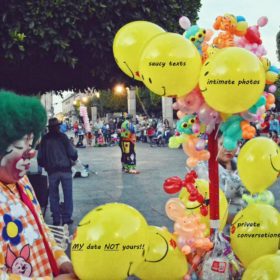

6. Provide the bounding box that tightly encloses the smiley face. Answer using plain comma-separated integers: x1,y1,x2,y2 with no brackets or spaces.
134,226,188,280
238,137,280,194
199,47,265,114
113,21,165,81
71,203,149,280
139,32,202,97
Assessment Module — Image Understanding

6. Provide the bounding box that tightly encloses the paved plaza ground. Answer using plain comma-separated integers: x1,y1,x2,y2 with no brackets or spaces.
44,142,187,232
43,139,280,235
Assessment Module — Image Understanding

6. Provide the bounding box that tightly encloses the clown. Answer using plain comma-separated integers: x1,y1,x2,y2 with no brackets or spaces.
0,90,77,279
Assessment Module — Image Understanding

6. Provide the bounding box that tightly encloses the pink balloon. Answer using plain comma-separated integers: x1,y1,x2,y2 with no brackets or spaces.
257,16,268,27
198,104,220,134
179,16,191,30
175,88,204,114
269,85,277,93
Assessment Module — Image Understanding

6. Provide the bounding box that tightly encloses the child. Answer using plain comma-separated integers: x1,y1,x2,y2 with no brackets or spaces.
97,129,105,146
86,131,93,146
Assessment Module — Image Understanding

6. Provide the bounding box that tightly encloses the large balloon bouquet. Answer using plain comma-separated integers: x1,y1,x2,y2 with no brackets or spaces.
112,13,280,279
70,14,280,280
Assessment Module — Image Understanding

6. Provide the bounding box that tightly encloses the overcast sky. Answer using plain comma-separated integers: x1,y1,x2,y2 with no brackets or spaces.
197,0,279,65
54,1,280,113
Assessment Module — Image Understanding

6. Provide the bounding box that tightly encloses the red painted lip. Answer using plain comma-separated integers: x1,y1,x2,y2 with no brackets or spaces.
225,153,234,158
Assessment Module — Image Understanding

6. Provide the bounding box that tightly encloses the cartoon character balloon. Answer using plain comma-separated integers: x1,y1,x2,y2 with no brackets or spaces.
113,21,165,81
139,32,202,97
71,203,149,280
179,16,206,54
212,14,248,48
235,17,268,57
182,135,210,167
179,179,228,233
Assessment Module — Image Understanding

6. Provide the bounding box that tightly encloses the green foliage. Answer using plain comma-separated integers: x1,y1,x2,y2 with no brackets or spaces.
90,90,127,116
136,87,162,116
0,0,201,94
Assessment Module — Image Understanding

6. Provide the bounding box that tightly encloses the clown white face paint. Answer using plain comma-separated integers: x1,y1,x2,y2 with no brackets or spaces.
0,134,35,183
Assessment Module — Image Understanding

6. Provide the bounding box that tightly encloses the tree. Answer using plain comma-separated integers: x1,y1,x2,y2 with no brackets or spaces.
136,87,162,117
0,0,202,95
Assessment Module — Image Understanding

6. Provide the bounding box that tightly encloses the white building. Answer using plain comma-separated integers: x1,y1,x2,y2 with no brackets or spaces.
62,93,75,116
40,92,54,117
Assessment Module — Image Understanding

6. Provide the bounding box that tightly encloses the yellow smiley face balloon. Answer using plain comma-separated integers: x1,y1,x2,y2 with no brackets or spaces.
134,226,188,280
179,179,228,234
139,33,202,97
230,204,280,268
71,203,149,280
199,47,265,114
242,251,280,280
237,137,280,194
113,21,165,81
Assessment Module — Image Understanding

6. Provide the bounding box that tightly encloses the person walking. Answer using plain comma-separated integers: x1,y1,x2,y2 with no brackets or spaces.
37,118,78,226
120,114,140,174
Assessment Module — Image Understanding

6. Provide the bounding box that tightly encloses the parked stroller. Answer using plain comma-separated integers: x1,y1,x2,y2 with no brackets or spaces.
72,160,89,178
110,132,119,146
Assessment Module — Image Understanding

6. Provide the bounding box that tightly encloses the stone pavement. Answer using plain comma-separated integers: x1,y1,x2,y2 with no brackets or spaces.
44,140,280,233
44,142,187,232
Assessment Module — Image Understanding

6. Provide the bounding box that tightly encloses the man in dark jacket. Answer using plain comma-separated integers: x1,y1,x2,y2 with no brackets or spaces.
38,118,78,225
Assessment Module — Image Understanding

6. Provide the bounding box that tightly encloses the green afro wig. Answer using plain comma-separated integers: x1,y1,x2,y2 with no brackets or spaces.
0,90,47,156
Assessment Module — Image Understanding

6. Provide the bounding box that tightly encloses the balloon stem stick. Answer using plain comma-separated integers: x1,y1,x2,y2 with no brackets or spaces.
208,126,220,234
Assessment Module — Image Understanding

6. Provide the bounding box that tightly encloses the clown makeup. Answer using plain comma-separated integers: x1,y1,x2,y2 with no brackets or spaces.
0,134,35,183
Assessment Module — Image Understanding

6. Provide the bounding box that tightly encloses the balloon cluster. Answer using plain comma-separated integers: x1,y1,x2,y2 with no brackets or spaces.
71,203,188,280
226,137,280,269
113,14,280,278
113,15,279,159
165,198,213,278
235,16,268,57
79,106,91,133
164,171,209,216
163,173,229,278
164,172,229,234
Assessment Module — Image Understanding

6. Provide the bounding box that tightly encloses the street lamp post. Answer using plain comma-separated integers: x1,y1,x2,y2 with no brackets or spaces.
114,84,136,121
127,87,136,121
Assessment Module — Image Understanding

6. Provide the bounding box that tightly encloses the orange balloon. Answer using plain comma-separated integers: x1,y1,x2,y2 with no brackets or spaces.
241,121,256,139
182,135,210,167
266,93,275,110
